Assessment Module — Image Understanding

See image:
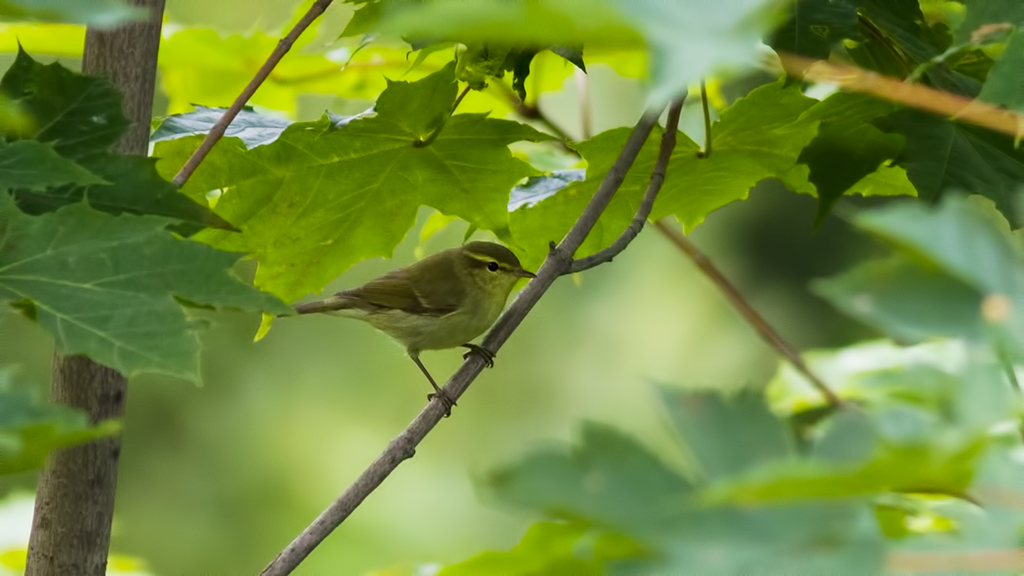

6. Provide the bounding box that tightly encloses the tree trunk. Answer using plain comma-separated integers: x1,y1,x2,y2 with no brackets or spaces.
25,1,166,574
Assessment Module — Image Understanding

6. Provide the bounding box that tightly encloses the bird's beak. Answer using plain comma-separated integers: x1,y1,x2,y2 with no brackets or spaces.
516,269,537,279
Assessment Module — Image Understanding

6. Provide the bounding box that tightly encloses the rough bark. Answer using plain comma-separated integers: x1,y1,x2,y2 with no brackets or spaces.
25,1,166,574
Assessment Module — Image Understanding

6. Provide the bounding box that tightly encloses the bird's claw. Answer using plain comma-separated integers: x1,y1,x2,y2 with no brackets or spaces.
461,343,495,368
427,391,457,417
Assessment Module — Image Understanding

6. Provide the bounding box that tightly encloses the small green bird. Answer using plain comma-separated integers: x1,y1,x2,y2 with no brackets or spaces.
293,241,535,415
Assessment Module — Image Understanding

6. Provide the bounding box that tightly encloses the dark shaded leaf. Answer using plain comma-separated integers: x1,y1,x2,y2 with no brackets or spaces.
767,0,860,59
0,196,290,380
875,109,1024,224
0,140,104,191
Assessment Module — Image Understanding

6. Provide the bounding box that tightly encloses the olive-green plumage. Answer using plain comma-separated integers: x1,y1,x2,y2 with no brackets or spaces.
293,241,534,414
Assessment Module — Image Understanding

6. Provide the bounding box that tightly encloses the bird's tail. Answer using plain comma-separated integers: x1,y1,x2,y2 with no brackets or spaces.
291,295,355,315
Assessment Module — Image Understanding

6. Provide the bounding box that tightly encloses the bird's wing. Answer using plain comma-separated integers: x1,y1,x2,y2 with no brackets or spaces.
340,254,465,316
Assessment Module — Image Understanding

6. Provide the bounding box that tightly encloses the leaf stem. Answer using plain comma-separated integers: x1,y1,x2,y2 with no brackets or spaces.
259,106,668,576
575,67,592,139
652,219,845,409
171,0,334,187
452,84,471,113
698,78,712,158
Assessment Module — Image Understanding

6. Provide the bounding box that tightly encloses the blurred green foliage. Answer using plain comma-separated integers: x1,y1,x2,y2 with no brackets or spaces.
5,0,1024,574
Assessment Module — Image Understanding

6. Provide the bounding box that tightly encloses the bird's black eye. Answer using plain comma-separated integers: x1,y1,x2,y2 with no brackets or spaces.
487,261,499,272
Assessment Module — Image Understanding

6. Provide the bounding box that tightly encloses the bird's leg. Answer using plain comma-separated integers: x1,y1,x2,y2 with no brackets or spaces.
461,343,495,368
410,354,455,417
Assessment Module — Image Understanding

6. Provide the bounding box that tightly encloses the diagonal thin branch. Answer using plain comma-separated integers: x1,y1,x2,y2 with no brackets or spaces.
777,52,1024,139
171,0,334,187
259,106,666,576
653,219,844,409
570,96,685,273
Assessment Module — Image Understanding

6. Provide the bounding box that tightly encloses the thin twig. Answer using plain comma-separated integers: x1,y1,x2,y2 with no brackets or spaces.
653,219,844,409
570,96,685,273
171,0,334,187
259,107,666,576
698,78,712,158
777,52,1024,139
452,84,471,112
575,67,592,139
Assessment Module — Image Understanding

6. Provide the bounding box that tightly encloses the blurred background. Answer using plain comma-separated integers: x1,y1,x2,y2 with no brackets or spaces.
0,0,881,573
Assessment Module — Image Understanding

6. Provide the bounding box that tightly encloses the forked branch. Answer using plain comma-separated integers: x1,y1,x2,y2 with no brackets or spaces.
570,96,685,273
260,104,670,576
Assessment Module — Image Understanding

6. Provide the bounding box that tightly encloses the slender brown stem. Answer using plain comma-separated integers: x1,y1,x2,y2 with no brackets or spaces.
259,106,667,576
452,84,471,112
653,219,844,409
575,67,592,139
570,96,686,273
171,0,334,187
699,79,712,158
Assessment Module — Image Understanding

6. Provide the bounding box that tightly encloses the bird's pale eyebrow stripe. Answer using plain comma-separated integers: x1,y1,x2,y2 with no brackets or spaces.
466,253,496,264
465,252,512,270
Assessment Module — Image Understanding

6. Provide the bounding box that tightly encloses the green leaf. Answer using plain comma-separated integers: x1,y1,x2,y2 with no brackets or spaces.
955,0,1024,45
979,29,1024,111
659,388,794,481
155,63,552,301
0,196,290,381
438,521,599,576
767,0,860,59
766,339,967,415
510,80,819,266
851,0,981,94
340,0,382,38
0,0,145,27
487,422,694,535
650,79,821,229
813,255,985,344
151,105,294,149
0,369,119,475
12,153,233,234
508,169,585,211
793,92,908,222
817,196,1024,361
0,47,127,156
0,140,105,190
704,434,985,505
488,389,886,575
1,49,229,231
875,109,1024,223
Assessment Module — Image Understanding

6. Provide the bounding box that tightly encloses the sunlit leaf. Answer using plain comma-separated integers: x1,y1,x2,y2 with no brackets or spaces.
154,63,552,301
